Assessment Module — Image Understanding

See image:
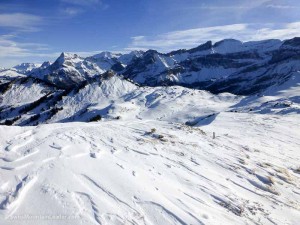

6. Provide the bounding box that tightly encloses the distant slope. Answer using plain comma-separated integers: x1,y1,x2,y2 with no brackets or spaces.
1,67,299,126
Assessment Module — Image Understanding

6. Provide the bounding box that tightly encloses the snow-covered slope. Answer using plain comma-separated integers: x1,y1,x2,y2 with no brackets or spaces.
0,112,299,225
15,73,239,125
212,39,282,54
0,77,56,125
227,70,300,115
1,66,299,126
0,70,25,84
0,78,51,107
0,63,40,82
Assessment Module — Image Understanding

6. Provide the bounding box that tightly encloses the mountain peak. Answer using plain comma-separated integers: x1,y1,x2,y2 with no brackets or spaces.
59,52,79,60
54,52,82,67
282,37,300,48
214,39,242,47
91,51,121,60
188,41,213,53
40,61,51,68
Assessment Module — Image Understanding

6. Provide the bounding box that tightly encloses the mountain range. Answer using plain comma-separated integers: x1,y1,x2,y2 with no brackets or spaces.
0,37,299,126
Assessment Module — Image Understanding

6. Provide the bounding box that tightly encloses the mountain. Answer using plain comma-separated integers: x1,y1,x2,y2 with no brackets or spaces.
30,52,102,89
0,63,40,82
1,68,298,126
0,63,41,84
0,72,242,126
18,37,299,96
122,38,299,95
0,38,299,126
13,63,41,74
30,51,144,89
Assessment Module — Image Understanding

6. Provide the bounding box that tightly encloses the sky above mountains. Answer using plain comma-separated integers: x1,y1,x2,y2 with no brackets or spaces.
1,0,300,67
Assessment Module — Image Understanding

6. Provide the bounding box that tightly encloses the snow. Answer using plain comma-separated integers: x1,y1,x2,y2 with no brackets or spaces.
0,79,51,107
118,51,144,65
0,111,299,225
231,70,300,114
213,39,282,54
46,75,240,124
13,63,41,74
0,70,25,82
0,76,299,225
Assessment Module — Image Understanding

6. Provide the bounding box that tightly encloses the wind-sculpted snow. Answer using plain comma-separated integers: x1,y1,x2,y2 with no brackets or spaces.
0,112,299,225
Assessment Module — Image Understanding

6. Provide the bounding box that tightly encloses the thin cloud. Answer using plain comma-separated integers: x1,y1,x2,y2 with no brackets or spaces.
127,24,247,51
0,35,49,57
0,34,56,67
63,7,84,16
61,0,109,9
0,34,115,67
0,13,42,31
265,4,300,9
193,0,270,11
61,0,101,6
126,22,300,52
60,0,108,16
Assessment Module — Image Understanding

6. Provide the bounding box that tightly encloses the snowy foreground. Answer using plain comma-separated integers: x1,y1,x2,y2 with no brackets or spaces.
0,112,300,225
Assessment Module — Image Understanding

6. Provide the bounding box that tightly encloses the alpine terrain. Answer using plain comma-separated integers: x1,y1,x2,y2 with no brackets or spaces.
0,38,299,225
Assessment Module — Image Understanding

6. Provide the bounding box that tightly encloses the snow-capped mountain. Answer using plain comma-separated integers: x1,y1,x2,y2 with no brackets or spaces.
0,63,41,83
30,52,103,88
0,37,300,126
19,37,300,96
28,51,143,88
13,63,41,74
122,38,300,95
1,67,299,126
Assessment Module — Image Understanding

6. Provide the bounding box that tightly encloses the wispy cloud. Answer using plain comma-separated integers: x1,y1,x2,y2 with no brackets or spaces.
60,0,108,16
63,7,84,16
0,13,42,31
265,4,300,9
61,0,101,6
0,34,58,67
0,11,53,67
126,22,300,52
0,34,110,67
192,0,270,11
0,35,50,57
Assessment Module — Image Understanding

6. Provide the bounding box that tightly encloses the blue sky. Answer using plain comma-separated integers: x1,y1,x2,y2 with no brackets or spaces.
1,0,300,67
